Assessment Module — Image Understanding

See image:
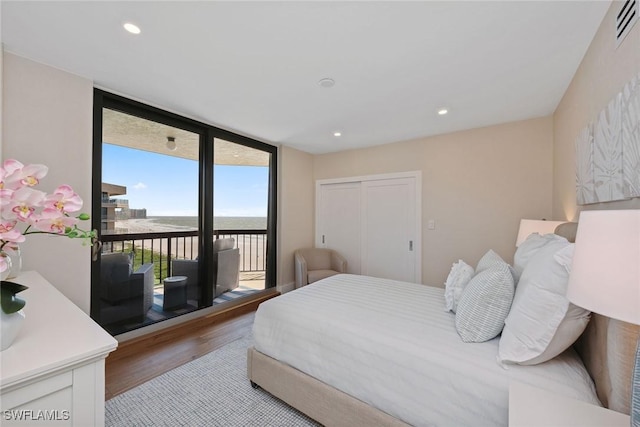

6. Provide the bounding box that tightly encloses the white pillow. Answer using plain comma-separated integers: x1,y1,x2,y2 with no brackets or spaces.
455,263,515,343
476,249,517,283
444,260,474,313
553,243,574,274
475,249,507,273
513,233,565,283
498,241,591,365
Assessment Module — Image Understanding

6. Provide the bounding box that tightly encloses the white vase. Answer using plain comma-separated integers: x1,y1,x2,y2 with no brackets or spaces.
0,254,12,281
6,247,22,280
0,309,25,351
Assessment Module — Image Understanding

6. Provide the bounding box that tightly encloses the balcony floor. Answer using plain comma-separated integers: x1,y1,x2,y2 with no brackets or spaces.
239,271,265,290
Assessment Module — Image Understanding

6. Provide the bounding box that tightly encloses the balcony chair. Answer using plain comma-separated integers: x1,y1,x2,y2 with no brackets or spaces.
171,237,240,300
99,251,155,326
294,248,347,288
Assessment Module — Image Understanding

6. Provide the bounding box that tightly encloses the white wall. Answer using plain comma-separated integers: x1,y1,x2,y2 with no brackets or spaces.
2,52,93,313
277,145,315,289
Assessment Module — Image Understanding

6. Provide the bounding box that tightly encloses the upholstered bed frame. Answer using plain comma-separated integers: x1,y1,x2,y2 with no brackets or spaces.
247,222,640,424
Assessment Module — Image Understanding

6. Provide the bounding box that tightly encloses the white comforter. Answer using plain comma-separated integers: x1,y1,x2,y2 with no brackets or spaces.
253,274,600,426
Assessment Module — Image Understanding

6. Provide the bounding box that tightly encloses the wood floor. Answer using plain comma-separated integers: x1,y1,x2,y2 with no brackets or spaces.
105,290,277,400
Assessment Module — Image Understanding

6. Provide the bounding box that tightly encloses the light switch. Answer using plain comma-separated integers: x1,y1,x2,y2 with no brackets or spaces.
428,219,435,230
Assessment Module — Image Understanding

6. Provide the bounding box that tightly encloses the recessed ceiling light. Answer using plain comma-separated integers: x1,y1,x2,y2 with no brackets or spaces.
438,108,449,115
166,136,176,151
319,78,335,88
123,22,141,35
333,131,342,137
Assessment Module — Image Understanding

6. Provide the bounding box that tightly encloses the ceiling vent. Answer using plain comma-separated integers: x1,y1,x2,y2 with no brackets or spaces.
616,0,638,48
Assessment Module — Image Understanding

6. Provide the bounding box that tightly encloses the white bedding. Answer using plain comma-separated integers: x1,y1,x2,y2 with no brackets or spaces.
253,274,600,427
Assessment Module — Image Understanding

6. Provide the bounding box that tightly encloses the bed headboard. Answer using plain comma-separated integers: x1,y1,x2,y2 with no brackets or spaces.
555,221,640,414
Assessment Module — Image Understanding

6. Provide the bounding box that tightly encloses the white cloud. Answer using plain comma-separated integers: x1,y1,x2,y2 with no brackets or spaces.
132,182,147,190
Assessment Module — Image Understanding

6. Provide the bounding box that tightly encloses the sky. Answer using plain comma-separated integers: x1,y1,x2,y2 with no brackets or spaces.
102,144,268,217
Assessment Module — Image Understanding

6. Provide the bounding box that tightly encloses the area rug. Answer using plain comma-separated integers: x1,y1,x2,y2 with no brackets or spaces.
105,334,319,427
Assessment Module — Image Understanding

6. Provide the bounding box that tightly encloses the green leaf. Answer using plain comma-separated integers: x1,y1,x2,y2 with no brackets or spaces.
1,281,29,314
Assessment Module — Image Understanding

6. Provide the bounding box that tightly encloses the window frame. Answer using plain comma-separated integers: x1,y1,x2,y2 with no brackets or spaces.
91,89,277,328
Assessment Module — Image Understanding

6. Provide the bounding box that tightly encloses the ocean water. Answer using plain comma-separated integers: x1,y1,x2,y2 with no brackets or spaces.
148,216,267,230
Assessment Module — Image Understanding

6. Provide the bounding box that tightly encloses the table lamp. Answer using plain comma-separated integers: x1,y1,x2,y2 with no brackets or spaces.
566,210,640,427
515,219,566,247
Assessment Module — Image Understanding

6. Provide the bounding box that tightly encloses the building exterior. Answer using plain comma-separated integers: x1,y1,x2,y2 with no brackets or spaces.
101,183,128,234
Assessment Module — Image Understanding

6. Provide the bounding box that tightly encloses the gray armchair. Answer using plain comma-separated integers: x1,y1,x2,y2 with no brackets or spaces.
294,248,347,288
99,252,155,325
171,237,240,300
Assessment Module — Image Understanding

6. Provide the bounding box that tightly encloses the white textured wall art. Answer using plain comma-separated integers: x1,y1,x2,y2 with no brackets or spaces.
576,72,640,205
576,126,595,205
622,74,640,198
593,94,626,203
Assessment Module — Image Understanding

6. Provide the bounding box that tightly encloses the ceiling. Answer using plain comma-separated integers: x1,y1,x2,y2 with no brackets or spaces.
103,109,271,166
1,1,610,154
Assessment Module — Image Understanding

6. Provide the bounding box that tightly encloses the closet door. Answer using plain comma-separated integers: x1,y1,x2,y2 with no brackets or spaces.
317,182,361,274
361,177,417,282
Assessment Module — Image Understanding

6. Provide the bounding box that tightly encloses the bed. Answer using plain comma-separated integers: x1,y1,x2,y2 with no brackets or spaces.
247,225,639,426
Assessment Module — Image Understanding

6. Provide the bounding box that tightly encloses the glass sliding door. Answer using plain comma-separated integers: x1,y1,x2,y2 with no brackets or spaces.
93,94,206,336
212,138,271,300
92,90,277,336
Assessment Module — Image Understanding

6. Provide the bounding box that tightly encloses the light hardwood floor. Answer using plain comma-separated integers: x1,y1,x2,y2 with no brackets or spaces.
105,291,277,400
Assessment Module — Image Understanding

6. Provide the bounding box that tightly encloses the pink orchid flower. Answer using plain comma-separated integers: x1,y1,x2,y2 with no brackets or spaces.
44,185,83,213
0,220,25,244
0,189,13,208
5,187,46,222
1,159,24,177
0,159,95,252
0,169,5,191
4,163,49,190
33,209,78,234
1,161,48,190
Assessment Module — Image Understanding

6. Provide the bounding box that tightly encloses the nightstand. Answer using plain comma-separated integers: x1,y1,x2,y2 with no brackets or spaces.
509,381,630,426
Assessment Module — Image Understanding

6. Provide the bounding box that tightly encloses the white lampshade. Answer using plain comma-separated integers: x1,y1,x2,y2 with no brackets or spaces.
515,219,566,247
566,210,640,325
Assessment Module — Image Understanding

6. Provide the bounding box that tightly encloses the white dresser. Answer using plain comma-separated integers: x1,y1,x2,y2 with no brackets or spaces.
0,271,118,426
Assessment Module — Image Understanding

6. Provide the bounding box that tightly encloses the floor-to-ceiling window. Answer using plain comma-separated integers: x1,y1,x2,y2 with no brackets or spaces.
91,90,277,336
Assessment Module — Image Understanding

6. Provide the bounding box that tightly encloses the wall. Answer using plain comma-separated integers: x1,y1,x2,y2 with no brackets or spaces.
2,52,94,312
553,2,640,220
314,116,554,286
277,145,315,290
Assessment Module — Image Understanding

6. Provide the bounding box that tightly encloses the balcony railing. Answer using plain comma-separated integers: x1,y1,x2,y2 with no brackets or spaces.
101,229,266,284
101,197,129,206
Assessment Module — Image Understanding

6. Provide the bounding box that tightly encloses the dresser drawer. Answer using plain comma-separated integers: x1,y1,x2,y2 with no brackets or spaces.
2,371,72,426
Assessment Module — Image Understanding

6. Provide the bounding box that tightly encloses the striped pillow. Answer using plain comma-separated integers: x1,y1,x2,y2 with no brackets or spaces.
475,249,507,273
455,263,515,343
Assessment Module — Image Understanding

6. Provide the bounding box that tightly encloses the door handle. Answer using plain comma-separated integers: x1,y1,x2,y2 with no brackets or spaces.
409,240,413,251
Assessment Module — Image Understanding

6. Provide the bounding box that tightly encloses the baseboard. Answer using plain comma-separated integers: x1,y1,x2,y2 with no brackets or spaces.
277,282,295,294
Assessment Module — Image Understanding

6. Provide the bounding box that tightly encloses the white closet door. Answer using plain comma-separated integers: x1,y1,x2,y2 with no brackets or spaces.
317,182,361,274
361,177,417,282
